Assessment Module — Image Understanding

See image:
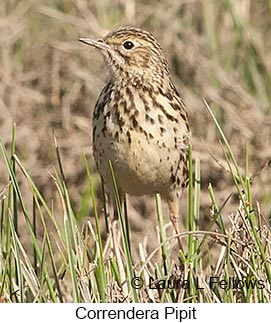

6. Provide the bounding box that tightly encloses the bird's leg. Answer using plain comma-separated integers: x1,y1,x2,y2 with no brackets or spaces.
109,191,129,295
167,197,184,252
113,206,119,221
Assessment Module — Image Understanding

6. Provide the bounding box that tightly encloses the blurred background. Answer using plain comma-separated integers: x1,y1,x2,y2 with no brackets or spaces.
0,0,270,251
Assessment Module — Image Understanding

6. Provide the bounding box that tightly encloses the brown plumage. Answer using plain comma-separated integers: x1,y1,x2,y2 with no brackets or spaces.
79,26,191,249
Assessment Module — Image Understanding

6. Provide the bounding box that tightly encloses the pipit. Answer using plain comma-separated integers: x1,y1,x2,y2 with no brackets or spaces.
79,27,190,250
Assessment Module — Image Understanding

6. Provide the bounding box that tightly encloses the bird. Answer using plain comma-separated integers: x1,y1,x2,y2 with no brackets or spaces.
79,26,190,250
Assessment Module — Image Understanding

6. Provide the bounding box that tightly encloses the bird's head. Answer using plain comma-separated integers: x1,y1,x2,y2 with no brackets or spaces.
79,26,170,86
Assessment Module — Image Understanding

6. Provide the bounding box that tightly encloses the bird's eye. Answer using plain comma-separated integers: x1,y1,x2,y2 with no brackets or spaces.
122,41,134,50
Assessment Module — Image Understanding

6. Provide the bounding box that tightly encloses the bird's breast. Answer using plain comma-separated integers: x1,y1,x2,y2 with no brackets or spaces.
92,84,189,196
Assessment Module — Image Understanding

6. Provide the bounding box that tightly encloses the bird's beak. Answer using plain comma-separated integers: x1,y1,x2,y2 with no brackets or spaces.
78,38,110,51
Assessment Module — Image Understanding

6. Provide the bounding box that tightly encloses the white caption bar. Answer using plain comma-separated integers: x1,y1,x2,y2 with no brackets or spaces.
2,303,270,323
